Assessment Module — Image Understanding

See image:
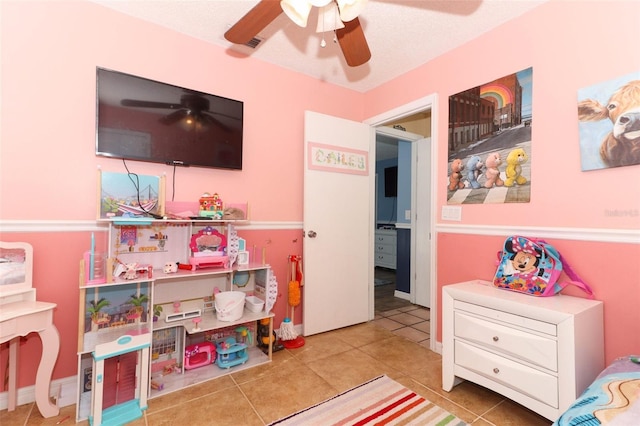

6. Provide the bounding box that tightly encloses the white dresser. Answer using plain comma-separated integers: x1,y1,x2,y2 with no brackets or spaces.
442,280,604,421
374,228,396,270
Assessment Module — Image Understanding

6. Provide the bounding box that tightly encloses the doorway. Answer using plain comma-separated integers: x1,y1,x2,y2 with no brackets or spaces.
366,93,439,352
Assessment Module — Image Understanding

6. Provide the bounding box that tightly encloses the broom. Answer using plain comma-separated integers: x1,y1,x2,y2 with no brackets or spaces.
279,255,299,341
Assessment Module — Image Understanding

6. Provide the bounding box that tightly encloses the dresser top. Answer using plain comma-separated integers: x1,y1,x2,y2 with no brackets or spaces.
444,280,602,321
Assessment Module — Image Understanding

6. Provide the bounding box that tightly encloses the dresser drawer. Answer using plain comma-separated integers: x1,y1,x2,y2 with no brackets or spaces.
454,312,558,371
375,253,396,268
455,340,558,408
375,233,396,245
375,242,395,256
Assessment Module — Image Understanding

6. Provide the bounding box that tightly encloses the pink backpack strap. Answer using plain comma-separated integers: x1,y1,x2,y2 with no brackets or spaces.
557,252,595,298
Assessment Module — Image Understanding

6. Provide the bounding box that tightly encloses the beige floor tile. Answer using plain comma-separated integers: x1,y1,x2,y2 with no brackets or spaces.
330,321,397,347
306,348,401,393
408,308,431,320
240,365,336,424
392,325,429,342
285,331,355,364
411,320,430,333
147,386,263,426
359,335,440,374
386,311,425,326
482,399,552,425
372,317,404,330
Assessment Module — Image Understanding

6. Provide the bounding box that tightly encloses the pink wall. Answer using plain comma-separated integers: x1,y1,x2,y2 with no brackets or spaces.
436,233,640,362
1,0,639,393
0,0,364,222
365,0,640,230
363,0,640,364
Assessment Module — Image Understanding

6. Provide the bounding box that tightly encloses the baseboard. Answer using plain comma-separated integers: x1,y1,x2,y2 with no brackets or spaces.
394,290,410,301
0,375,77,410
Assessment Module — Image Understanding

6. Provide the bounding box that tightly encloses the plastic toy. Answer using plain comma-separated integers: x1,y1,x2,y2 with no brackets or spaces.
89,334,151,426
184,342,216,370
215,337,248,369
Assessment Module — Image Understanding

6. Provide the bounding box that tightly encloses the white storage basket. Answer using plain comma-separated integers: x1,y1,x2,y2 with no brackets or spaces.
215,291,246,322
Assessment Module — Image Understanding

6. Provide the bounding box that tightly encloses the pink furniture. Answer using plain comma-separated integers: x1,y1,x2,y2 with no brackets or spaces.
0,242,60,418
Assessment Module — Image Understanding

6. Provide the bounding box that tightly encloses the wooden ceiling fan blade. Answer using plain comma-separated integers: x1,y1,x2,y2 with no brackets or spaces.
336,17,371,67
224,0,283,45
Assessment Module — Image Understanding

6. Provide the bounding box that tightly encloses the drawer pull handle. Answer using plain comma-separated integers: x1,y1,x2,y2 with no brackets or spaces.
493,368,500,374
492,336,499,342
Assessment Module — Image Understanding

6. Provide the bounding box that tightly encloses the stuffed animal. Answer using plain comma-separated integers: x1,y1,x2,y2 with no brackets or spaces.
466,155,484,189
222,207,245,220
484,152,504,188
163,262,178,274
505,147,529,187
123,263,138,280
448,159,465,191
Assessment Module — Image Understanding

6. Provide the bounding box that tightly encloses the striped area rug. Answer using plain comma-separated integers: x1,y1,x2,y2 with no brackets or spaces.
269,375,467,426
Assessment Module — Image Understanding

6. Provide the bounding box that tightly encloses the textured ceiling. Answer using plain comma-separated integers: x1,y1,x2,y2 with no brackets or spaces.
90,0,547,92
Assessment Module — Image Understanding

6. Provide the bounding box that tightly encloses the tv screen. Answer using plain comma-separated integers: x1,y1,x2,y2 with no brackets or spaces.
384,166,398,197
96,67,244,170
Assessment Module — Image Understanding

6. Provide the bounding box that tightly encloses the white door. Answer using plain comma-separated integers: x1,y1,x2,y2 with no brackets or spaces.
413,137,431,307
303,111,372,336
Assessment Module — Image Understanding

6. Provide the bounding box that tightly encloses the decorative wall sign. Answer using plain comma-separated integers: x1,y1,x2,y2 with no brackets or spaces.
307,142,368,175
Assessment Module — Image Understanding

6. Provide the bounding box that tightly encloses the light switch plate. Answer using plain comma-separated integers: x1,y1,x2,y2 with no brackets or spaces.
404,210,411,220
441,205,462,221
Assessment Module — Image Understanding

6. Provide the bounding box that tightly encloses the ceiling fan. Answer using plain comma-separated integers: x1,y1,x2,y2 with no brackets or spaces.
224,0,371,67
121,93,231,130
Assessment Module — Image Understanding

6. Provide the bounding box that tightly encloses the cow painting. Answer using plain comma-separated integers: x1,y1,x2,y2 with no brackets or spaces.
578,78,640,170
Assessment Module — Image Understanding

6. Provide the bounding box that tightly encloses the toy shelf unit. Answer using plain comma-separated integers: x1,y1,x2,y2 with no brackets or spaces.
76,219,276,424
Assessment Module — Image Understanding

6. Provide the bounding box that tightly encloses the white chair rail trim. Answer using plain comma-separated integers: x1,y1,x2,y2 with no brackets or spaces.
1,220,637,244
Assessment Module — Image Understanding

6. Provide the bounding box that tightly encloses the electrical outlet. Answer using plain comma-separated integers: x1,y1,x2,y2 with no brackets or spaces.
404,210,411,220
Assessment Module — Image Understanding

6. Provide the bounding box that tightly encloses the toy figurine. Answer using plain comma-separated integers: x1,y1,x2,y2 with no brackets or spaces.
257,318,284,354
123,263,138,280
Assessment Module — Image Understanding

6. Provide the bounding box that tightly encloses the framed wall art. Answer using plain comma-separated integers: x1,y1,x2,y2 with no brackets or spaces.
577,71,640,171
447,67,533,205
98,170,165,219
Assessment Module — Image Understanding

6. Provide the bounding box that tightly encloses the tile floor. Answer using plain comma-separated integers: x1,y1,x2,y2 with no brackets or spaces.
1,268,552,426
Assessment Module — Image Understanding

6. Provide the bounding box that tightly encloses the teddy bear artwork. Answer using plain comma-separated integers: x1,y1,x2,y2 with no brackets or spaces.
504,147,529,187
448,159,465,191
447,146,530,202
465,155,484,189
484,152,504,188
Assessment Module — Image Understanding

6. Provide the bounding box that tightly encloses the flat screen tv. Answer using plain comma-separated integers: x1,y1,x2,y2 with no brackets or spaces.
96,67,244,170
384,166,398,197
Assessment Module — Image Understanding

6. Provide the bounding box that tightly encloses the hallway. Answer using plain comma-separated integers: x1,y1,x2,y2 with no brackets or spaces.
374,267,430,347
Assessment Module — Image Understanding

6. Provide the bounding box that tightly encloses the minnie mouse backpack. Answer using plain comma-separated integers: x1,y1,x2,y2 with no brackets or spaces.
493,235,594,298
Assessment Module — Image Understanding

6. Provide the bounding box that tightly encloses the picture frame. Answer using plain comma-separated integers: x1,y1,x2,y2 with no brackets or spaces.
97,169,165,219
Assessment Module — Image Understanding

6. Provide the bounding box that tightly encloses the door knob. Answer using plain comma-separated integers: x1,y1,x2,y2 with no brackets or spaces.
307,230,317,238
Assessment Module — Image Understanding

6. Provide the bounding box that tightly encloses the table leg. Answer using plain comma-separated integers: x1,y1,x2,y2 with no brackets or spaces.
8,337,19,411
34,325,60,418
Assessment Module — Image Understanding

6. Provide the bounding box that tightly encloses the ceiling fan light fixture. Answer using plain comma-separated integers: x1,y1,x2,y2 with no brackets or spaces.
336,0,367,22
316,3,344,33
280,0,312,28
